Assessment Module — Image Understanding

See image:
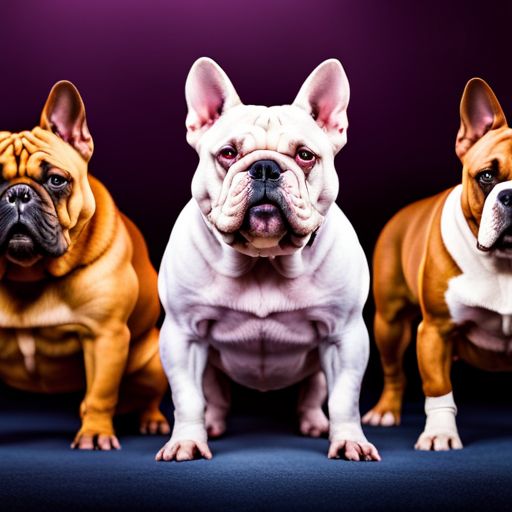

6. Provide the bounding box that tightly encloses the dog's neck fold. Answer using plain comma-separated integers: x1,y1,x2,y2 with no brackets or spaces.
203,213,309,279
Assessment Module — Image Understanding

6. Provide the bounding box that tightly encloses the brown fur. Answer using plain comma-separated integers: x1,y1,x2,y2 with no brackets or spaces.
366,79,512,426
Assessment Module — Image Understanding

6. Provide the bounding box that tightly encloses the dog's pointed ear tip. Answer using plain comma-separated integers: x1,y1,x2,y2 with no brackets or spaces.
321,58,343,68
463,77,494,95
317,59,347,76
48,80,81,96
190,57,223,74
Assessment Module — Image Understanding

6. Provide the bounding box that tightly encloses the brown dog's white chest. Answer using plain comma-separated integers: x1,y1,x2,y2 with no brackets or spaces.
442,185,512,354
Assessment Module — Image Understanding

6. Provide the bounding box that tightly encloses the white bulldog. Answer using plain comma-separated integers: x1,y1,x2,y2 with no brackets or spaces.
156,58,380,462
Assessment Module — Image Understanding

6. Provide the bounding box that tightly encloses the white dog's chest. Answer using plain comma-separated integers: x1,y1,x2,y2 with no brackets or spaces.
442,185,512,353
206,308,321,390
190,265,335,390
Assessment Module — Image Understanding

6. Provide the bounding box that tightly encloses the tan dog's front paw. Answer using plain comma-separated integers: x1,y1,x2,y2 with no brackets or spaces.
414,432,463,451
139,410,171,435
328,440,381,461
71,430,121,450
155,439,213,462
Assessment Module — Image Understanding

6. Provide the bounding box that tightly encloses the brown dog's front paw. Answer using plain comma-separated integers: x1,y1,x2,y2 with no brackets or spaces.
71,431,121,450
155,439,212,462
414,432,463,451
362,409,399,427
328,440,381,461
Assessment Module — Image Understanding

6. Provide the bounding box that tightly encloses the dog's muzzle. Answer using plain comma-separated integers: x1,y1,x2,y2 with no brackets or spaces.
477,181,512,253
0,183,67,262
243,160,287,240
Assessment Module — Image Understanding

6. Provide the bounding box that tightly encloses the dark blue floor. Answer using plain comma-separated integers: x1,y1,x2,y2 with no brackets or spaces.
1,388,512,512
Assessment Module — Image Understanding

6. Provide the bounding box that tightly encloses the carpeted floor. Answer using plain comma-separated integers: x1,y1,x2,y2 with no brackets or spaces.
1,385,512,512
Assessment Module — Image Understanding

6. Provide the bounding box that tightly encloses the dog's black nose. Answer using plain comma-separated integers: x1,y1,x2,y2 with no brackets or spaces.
499,192,512,207
6,184,34,207
248,160,282,181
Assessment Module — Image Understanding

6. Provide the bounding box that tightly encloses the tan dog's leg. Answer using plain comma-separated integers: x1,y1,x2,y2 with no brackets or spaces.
73,325,131,450
203,362,231,438
297,371,329,437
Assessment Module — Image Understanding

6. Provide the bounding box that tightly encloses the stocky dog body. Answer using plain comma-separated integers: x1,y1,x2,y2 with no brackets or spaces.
363,79,512,450
156,58,380,462
0,83,169,449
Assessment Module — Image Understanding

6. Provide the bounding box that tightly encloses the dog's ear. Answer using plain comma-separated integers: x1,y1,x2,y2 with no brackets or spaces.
292,59,350,153
456,78,507,161
185,57,242,149
40,81,93,161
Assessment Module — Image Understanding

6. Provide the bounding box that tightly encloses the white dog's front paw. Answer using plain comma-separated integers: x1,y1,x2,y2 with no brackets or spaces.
328,439,381,461
155,439,213,462
414,431,463,451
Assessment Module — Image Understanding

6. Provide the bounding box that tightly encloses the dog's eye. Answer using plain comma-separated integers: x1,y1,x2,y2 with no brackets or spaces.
218,146,238,160
478,170,496,186
297,150,315,161
295,148,316,170
48,175,68,189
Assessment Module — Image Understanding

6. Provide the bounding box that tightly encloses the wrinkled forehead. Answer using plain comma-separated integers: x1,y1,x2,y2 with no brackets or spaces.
199,104,332,156
0,132,45,180
0,130,80,181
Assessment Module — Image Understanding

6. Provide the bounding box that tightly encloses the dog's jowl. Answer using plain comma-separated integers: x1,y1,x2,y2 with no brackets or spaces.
363,78,512,450
156,58,380,462
0,82,169,449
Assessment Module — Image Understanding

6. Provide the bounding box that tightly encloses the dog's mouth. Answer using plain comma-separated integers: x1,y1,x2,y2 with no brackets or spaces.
244,201,287,238
478,226,512,255
1,223,38,261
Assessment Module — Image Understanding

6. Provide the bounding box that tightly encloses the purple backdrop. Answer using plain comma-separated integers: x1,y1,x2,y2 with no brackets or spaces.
1,0,512,396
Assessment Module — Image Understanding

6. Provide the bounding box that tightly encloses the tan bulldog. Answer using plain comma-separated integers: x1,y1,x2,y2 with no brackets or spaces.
363,78,512,450
0,82,169,449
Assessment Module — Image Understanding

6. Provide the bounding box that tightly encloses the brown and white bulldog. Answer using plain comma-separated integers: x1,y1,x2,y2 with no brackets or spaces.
363,78,512,450
0,82,169,449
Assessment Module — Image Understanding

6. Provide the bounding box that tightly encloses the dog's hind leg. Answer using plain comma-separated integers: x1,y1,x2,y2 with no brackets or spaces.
203,362,231,438
362,210,421,427
362,309,416,426
297,371,329,437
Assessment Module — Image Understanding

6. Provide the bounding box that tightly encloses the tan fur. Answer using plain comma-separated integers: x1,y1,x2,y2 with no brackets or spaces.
0,83,168,449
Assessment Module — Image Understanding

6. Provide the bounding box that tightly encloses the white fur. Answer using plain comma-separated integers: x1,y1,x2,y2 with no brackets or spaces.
478,181,512,249
441,185,512,353
159,200,371,445
415,392,462,450
157,58,377,461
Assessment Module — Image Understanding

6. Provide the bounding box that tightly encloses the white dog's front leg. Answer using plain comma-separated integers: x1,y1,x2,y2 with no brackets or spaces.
156,317,211,462
320,318,381,461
